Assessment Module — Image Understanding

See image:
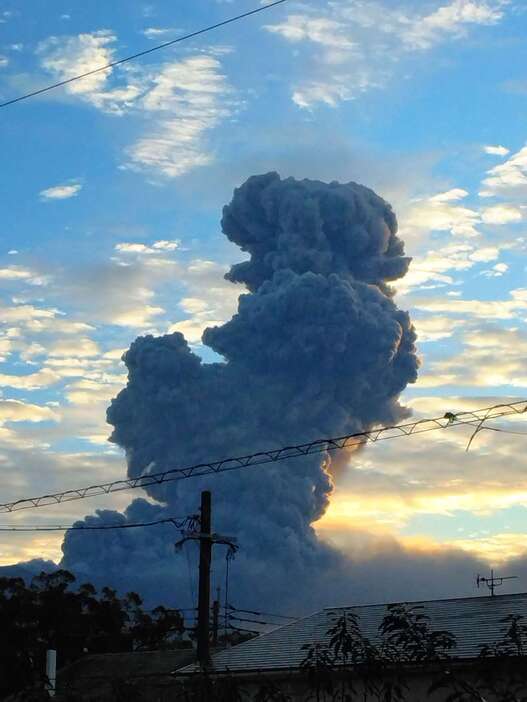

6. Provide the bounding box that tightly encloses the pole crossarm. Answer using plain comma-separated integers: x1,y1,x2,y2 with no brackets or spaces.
1,400,525,514
175,531,238,553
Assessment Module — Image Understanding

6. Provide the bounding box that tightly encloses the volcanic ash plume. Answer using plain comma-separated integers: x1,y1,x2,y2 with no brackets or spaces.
61,172,418,611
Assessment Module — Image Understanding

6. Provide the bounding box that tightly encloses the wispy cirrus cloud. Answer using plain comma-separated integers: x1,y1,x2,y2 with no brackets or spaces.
419,326,527,388
480,143,527,198
36,32,237,178
264,0,510,108
37,31,142,115
124,55,236,177
411,288,527,320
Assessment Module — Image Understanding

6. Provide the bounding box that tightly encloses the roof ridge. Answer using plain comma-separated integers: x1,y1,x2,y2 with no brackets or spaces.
323,591,527,611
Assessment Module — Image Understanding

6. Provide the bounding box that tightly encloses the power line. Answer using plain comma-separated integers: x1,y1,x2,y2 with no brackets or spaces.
0,515,197,532
0,0,289,109
1,400,525,514
464,407,527,451
228,604,296,620
228,614,278,627
144,607,197,613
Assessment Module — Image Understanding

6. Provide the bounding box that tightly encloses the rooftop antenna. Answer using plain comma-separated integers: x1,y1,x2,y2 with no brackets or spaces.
476,569,518,597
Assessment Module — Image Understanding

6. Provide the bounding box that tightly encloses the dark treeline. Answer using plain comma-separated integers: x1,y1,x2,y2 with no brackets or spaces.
4,573,527,701
0,569,187,700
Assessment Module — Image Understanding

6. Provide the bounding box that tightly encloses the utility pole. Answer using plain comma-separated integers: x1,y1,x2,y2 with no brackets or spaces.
175,491,237,669
197,490,212,666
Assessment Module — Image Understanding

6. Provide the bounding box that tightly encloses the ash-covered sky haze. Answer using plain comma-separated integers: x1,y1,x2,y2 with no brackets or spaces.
0,0,526,609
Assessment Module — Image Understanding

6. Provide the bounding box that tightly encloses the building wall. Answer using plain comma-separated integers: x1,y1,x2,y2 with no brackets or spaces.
235,665,524,701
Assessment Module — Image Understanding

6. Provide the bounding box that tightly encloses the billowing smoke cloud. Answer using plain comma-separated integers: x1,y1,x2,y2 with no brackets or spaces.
60,173,419,611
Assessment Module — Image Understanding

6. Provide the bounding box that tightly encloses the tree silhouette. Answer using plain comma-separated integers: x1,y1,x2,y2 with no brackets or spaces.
0,569,185,699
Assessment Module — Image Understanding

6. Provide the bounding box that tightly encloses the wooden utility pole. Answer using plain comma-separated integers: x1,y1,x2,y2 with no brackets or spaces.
197,490,212,667
175,491,237,669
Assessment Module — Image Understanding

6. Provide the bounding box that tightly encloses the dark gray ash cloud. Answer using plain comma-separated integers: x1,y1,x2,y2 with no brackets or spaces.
58,172,420,611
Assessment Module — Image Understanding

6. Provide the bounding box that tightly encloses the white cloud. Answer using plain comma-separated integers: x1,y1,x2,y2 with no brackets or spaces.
420,325,527,388
484,144,510,156
115,239,179,255
0,55,8,68
481,261,509,277
0,304,56,324
37,32,236,177
401,191,480,239
480,144,527,197
412,288,527,320
452,532,527,564
413,316,463,342
264,15,355,50
397,242,496,292
111,304,165,327
152,239,179,251
125,55,235,177
401,0,506,50
469,245,500,262
40,32,111,82
64,376,126,406
38,30,142,114
167,259,242,344
265,0,509,108
48,337,101,358
481,204,522,224
142,27,175,39
40,182,82,200
429,188,469,202
115,242,155,255
0,267,34,281
0,368,60,390
0,399,59,424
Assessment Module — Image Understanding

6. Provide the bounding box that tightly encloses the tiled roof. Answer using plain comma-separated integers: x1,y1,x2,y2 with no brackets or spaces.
179,592,527,675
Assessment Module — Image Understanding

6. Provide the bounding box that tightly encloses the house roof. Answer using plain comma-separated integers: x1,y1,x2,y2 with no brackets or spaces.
178,592,527,675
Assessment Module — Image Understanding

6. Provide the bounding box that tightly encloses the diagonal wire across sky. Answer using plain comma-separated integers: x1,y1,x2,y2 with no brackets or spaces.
0,0,290,109
1,400,525,514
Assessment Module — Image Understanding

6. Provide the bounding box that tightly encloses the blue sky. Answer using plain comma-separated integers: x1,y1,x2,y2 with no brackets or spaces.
1,0,526,584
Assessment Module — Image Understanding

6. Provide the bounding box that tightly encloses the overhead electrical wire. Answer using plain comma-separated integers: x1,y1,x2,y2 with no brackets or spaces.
0,0,289,109
464,407,527,451
483,427,527,436
227,604,297,620
1,400,524,515
0,515,198,532
228,614,278,627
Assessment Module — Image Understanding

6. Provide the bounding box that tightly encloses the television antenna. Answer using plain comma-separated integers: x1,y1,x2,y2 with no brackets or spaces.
476,570,518,597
